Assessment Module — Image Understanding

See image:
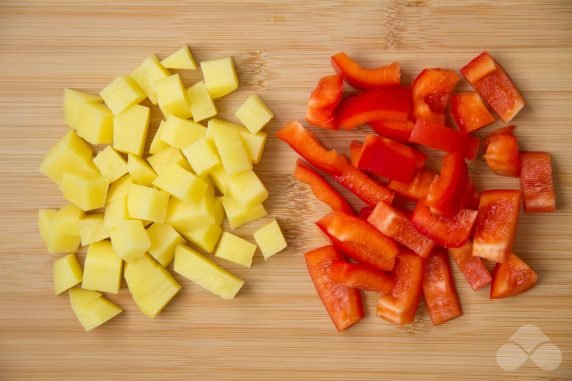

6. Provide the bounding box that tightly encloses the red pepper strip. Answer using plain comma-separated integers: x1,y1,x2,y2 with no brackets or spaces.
450,92,495,134
293,160,354,214
520,152,556,213
490,253,538,299
412,68,460,124
409,119,480,161
377,251,425,325
460,179,481,210
336,87,412,130
331,52,400,90
349,140,362,167
368,201,436,258
473,190,521,263
422,249,462,326
484,126,520,177
317,212,399,271
427,152,469,217
358,206,374,219
388,169,437,201
448,240,491,291
328,260,394,294
461,51,525,123
304,246,364,331
413,149,427,169
369,120,415,143
306,74,343,130
411,199,478,248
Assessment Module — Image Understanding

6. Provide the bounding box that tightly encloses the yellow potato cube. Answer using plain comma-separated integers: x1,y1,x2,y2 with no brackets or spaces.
147,223,184,267
100,76,146,115
186,81,217,122
110,220,150,262
160,115,206,149
82,241,123,294
60,172,109,211
155,74,192,119
69,288,122,331
149,121,170,155
93,146,128,183
63,88,102,130
161,45,198,70
209,166,231,194
226,170,268,208
127,154,157,186
152,163,208,204
52,204,85,236
221,195,267,229
200,57,239,99
174,245,244,299
209,118,252,175
241,130,267,164
53,253,83,295
113,104,150,156
103,194,129,230
235,94,274,134
181,137,221,177
75,102,114,145
124,254,181,318
106,174,134,205
181,224,222,253
253,219,287,260
127,184,170,223
147,146,191,175
215,232,257,268
38,209,81,254
165,194,222,231
131,54,171,104
69,287,102,306
79,213,110,246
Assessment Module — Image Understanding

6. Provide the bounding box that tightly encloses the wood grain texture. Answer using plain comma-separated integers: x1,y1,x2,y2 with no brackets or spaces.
1,1,571,380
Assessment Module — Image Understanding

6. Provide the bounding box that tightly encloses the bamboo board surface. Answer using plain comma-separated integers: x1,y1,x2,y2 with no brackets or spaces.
1,1,571,380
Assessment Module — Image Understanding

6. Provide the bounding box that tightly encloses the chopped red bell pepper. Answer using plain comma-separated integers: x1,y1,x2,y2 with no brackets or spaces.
427,152,469,217
369,120,415,143
306,74,343,130
293,160,354,214
413,149,427,169
336,87,411,130
448,240,492,291
328,260,394,294
367,201,435,258
377,251,424,325
450,92,496,134
473,190,521,263
304,246,364,331
422,249,462,326
358,206,374,219
349,140,362,167
484,126,520,177
520,152,556,213
460,179,481,210
411,199,478,248
409,119,480,160
412,68,460,124
388,169,437,200
317,211,399,271
331,52,400,90
490,253,537,299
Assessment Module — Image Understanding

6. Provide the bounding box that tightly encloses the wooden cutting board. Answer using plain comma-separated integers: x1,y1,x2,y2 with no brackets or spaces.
1,1,571,379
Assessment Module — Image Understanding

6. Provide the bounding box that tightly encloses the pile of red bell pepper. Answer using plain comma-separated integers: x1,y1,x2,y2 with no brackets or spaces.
279,51,556,332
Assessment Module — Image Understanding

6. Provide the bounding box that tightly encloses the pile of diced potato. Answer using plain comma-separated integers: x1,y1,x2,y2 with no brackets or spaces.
39,46,288,331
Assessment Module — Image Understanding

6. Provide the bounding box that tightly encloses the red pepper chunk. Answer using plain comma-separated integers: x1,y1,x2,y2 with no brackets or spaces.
331,52,400,90
491,253,537,299
450,92,496,134
412,68,460,124
520,152,556,213
369,120,415,143
409,119,480,160
388,169,437,201
448,241,492,291
422,249,462,326
473,190,521,263
328,260,394,294
358,206,374,220
336,87,411,130
377,251,425,325
317,212,399,271
484,126,520,177
368,201,436,258
293,160,353,215
306,74,343,130
304,246,364,331
461,52,525,123
427,152,469,217
349,140,362,167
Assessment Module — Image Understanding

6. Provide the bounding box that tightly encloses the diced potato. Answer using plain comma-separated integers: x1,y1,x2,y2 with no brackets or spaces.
181,224,222,253
202,174,217,200
147,223,184,267
124,254,181,318
201,57,239,99
221,195,267,229
186,81,217,122
226,170,268,208
174,245,244,299
209,166,231,194
103,194,129,230
75,102,114,145
208,118,252,175
110,220,150,262
149,121,170,155
93,146,128,183
161,45,198,70
127,184,170,223
131,55,171,104
160,115,206,149
53,253,83,295
147,146,191,175
155,74,192,119
52,204,85,236
165,194,221,231
235,94,274,134
181,137,221,177
38,209,81,253
100,76,146,115
253,219,287,260
240,130,267,164
64,88,102,130
127,154,157,186
152,163,208,204
69,287,102,306
113,104,150,156
82,241,123,294
106,174,134,205
60,172,109,211
215,232,257,268
69,288,122,331
79,213,110,246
